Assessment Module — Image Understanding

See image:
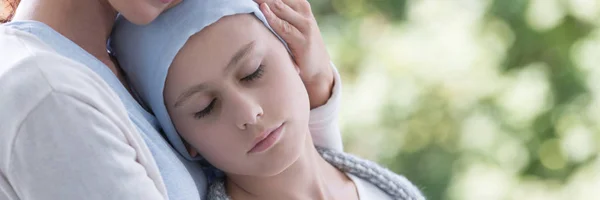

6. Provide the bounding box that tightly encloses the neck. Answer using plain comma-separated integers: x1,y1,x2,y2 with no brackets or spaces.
226,132,355,200
13,0,123,80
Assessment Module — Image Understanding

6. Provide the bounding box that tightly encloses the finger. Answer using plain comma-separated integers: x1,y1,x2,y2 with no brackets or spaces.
265,0,311,33
254,0,311,16
261,3,305,52
280,0,312,16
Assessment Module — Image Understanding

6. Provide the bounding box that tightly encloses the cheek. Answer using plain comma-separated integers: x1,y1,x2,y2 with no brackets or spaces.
178,121,237,156
174,118,251,172
265,64,310,116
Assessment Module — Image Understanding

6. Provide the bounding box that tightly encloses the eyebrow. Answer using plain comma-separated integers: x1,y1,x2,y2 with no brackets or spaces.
174,84,209,108
226,41,256,73
173,41,257,108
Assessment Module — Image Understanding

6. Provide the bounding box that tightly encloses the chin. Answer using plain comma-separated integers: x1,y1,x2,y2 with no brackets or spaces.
254,128,306,177
121,7,162,25
125,13,158,25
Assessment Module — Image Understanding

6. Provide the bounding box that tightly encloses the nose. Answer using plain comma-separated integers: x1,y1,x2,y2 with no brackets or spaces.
229,92,263,130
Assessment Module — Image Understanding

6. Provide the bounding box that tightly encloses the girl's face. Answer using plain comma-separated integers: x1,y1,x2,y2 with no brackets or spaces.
164,14,311,177
109,0,181,25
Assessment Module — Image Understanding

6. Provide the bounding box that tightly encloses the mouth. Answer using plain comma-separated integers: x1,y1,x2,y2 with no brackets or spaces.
248,123,285,154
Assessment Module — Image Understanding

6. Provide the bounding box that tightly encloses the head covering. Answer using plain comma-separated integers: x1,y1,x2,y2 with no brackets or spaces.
110,0,290,161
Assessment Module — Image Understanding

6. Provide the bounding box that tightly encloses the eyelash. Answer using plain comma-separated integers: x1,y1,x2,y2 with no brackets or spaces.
241,65,265,82
194,99,215,119
193,65,265,119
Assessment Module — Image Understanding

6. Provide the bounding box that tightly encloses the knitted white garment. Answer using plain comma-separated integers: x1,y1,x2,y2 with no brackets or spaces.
207,147,426,200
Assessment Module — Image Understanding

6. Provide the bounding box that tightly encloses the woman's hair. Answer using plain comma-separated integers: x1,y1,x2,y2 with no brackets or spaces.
1,0,20,23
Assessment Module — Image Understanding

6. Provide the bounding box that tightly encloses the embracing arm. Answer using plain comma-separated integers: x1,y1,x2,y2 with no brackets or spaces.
6,93,165,200
0,52,167,200
308,62,343,151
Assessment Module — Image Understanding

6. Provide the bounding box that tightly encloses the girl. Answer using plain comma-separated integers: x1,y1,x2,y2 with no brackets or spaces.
111,0,425,199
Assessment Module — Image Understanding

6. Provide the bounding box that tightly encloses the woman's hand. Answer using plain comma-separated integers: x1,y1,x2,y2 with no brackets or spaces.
254,0,334,109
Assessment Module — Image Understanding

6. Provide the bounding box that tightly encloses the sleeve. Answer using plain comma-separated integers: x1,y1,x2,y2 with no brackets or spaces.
6,92,167,200
308,62,344,151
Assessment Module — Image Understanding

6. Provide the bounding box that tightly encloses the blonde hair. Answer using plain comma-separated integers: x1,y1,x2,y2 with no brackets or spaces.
1,0,20,23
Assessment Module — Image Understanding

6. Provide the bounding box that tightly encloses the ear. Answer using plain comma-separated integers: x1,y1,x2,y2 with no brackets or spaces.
184,141,198,158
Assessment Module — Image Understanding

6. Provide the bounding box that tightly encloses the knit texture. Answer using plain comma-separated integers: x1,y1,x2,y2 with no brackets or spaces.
207,147,425,200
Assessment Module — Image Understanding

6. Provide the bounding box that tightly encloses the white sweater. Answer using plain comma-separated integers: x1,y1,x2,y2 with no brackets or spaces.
0,26,167,199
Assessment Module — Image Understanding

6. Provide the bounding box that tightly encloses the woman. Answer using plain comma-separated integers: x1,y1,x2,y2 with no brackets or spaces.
0,0,342,199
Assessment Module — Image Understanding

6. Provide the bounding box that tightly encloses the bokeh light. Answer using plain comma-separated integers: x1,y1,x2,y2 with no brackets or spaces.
312,0,600,199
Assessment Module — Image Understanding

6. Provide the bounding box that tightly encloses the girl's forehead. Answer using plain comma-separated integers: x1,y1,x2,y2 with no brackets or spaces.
197,15,270,42
180,21,275,63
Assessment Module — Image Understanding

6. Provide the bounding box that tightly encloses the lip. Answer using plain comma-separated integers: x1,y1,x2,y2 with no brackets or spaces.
159,0,174,4
248,123,285,154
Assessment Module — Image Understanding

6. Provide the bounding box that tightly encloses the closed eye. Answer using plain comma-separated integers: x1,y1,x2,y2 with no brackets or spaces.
194,99,216,119
241,65,264,82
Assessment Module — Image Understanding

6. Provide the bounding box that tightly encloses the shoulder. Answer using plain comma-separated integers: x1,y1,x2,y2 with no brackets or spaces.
0,25,123,127
0,25,116,96
317,147,425,200
0,25,131,165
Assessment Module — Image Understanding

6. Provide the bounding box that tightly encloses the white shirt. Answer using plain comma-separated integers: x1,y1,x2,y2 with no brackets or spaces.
0,25,167,199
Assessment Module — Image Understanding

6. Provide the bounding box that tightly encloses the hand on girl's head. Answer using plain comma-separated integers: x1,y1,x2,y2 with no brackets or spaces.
254,0,335,108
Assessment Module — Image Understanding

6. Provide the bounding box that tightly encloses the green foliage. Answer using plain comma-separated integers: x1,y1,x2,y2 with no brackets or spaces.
312,0,600,199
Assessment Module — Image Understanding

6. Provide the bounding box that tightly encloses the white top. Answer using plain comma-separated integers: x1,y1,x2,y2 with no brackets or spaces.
0,26,167,199
0,24,344,199
347,173,394,200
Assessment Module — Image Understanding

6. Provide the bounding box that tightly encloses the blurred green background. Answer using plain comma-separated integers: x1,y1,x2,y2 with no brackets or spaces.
310,0,600,199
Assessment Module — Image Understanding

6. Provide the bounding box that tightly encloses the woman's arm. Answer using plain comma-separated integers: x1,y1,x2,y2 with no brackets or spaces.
308,62,343,151
9,93,166,200
0,45,167,199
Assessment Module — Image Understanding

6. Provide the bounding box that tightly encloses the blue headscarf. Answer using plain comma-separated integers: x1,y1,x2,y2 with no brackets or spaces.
110,0,290,161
